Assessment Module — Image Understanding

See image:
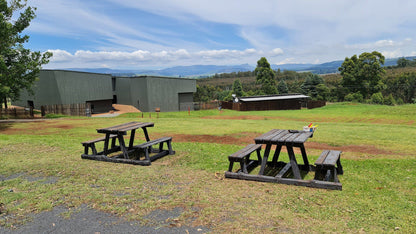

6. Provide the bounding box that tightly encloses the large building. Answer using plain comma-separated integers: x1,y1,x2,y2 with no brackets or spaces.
13,70,196,113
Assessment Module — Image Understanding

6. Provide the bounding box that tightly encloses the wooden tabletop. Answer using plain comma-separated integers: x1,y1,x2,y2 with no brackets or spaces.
254,129,313,144
96,122,154,134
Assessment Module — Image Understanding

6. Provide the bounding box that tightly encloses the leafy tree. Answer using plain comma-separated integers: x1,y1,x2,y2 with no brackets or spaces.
339,51,385,99
397,57,409,68
1,0,52,108
277,80,289,94
254,57,277,94
301,73,327,100
232,79,244,97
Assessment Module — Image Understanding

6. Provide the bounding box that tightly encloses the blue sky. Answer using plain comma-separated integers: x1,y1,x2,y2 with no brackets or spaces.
22,0,416,69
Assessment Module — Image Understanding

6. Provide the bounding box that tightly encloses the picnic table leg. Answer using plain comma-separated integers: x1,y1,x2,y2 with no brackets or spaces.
286,144,302,179
103,133,111,155
255,147,262,166
258,144,272,175
142,127,153,152
142,127,151,141
128,129,136,149
271,144,282,164
299,144,310,171
117,134,129,159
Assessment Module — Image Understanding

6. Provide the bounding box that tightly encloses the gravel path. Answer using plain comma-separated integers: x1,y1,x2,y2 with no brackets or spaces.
0,205,209,233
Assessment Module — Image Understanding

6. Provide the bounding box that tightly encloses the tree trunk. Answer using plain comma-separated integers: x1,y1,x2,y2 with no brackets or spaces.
4,97,8,109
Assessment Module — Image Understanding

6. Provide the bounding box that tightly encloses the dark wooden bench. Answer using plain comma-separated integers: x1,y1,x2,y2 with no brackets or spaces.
134,137,174,161
82,134,118,155
228,144,262,173
314,150,343,182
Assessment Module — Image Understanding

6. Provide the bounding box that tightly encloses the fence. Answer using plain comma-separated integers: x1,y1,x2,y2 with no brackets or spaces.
193,102,220,110
307,100,326,109
0,108,33,118
41,103,91,117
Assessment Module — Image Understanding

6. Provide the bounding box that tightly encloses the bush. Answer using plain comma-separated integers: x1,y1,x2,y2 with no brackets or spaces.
370,92,384,104
383,94,396,106
344,92,364,103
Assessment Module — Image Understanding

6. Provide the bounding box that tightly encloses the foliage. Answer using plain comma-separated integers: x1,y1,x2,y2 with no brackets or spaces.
396,57,416,67
339,51,385,99
370,92,384,104
196,55,416,105
383,94,396,106
344,92,364,103
277,80,289,94
0,0,52,107
231,79,244,97
254,57,277,94
383,72,416,103
300,73,328,100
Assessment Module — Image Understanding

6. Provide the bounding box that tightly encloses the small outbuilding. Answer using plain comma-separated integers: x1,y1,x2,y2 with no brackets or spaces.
222,94,310,111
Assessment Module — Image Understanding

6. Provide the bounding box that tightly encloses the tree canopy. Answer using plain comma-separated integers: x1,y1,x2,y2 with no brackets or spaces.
339,51,385,99
0,0,52,107
254,57,277,94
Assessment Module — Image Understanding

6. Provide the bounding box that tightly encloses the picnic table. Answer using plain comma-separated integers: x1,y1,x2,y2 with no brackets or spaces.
225,129,343,190
81,121,174,165
254,129,313,179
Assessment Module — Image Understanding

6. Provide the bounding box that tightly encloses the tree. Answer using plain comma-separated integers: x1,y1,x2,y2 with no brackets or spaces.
254,57,277,94
0,0,52,108
338,51,385,100
277,80,288,94
397,57,409,68
300,73,327,100
232,79,244,97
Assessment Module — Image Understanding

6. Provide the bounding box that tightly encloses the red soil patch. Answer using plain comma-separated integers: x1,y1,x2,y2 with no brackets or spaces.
0,121,398,156
158,133,398,156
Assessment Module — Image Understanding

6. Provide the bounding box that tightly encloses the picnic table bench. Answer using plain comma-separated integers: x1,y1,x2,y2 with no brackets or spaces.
314,150,343,183
227,144,262,174
81,122,175,165
225,129,343,190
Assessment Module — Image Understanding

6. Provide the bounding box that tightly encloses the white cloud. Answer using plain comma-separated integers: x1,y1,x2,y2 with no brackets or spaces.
46,48,280,69
28,0,416,67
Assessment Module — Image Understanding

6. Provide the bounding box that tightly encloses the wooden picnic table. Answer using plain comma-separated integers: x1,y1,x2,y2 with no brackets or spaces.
225,128,343,190
254,129,313,179
81,121,174,165
97,121,154,158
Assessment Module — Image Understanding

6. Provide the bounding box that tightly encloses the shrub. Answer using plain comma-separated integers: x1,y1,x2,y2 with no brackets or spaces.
370,92,384,104
344,92,364,103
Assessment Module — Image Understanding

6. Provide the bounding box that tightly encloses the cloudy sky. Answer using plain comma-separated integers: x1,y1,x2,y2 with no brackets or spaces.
23,0,416,69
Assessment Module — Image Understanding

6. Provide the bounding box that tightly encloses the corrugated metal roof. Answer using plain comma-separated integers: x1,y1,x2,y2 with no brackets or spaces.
239,94,310,102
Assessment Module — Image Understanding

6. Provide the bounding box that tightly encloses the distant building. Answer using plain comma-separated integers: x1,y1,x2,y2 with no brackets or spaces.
115,76,196,112
13,70,196,113
222,94,310,111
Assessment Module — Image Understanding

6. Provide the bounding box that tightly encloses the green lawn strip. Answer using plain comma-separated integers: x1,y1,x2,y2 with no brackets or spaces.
1,104,416,232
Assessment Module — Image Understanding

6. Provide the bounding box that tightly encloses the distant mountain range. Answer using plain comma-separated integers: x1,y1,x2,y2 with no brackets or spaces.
67,56,416,78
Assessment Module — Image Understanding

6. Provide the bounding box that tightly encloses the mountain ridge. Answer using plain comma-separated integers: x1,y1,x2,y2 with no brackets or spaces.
66,56,416,78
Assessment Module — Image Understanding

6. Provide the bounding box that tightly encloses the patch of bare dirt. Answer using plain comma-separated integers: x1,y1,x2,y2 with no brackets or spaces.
92,104,140,117
155,133,400,156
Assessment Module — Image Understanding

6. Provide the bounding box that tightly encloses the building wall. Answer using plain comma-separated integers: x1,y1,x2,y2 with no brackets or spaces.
114,76,196,112
146,77,196,112
14,70,113,112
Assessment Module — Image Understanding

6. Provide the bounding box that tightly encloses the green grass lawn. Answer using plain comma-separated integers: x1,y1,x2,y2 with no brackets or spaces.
1,103,415,233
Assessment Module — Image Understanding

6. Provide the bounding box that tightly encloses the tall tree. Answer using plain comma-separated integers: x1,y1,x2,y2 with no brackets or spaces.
301,73,327,99
277,80,288,94
0,0,52,108
254,57,277,95
338,51,385,99
232,79,244,97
